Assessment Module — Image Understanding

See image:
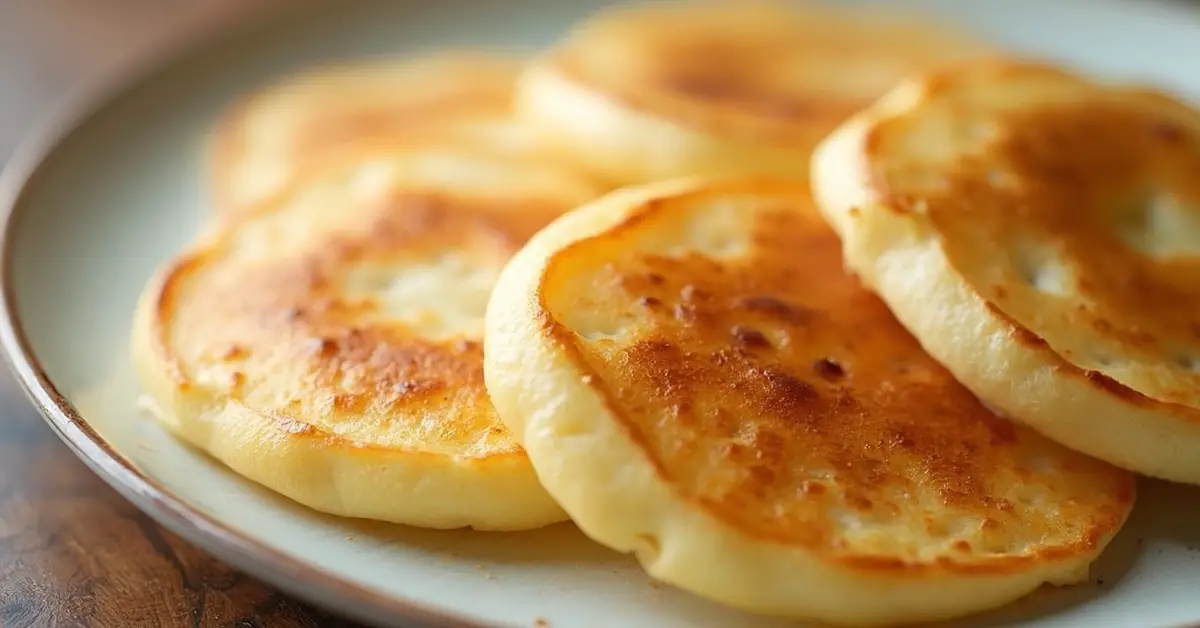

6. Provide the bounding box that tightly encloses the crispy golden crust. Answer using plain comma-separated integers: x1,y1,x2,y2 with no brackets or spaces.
212,52,549,216
484,176,1133,623
155,196,549,455
518,0,992,184
811,60,1200,483
134,149,602,528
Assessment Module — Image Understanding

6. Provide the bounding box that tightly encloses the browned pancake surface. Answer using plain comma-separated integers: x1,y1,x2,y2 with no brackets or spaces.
537,180,1132,569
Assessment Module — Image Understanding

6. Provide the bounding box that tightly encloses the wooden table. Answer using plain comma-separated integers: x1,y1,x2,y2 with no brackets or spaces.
0,2,363,625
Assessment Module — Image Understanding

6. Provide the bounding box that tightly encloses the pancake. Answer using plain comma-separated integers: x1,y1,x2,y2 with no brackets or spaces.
132,148,603,529
483,177,1134,625
213,52,553,216
812,61,1200,484
515,0,992,186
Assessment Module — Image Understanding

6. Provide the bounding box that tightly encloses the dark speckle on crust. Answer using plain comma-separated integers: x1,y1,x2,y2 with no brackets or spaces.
733,294,813,323
731,325,770,349
812,357,845,381
757,367,819,408
308,337,338,359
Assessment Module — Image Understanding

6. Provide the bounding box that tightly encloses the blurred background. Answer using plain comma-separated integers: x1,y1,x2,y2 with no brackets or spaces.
0,0,284,158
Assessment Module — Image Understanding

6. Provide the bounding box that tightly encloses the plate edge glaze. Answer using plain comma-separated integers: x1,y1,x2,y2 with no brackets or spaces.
0,4,492,628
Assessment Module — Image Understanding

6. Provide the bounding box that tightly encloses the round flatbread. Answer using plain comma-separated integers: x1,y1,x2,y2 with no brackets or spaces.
516,0,991,186
484,176,1134,624
813,60,1200,484
213,52,553,215
133,148,603,529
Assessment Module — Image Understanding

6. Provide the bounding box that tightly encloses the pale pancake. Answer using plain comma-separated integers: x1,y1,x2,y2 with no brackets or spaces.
132,148,603,529
214,52,552,215
483,177,1134,625
515,0,991,186
813,61,1200,484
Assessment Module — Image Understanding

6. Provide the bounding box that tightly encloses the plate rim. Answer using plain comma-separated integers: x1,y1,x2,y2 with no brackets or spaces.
0,4,490,628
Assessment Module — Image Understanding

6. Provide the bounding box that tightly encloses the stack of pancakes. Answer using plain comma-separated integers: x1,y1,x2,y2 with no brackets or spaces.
132,1,1200,624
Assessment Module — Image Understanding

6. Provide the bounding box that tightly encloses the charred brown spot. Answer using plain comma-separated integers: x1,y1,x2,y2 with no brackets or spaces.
647,272,666,285
758,368,818,407
952,540,973,552
1084,369,1143,402
731,325,770,349
800,480,826,495
307,337,338,358
812,357,845,381
847,494,874,511
733,294,813,323
638,296,663,308
748,464,777,485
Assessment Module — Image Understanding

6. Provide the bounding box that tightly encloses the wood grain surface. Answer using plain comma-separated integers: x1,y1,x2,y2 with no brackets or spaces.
0,378,364,627
0,3,367,627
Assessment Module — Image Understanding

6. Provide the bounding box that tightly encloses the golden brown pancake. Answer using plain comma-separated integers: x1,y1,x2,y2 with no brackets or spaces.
213,52,556,215
132,148,603,529
813,60,1200,484
483,176,1134,624
516,0,993,185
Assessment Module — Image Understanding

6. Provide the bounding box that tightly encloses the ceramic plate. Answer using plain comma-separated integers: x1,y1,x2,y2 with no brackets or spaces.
5,1,1200,626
